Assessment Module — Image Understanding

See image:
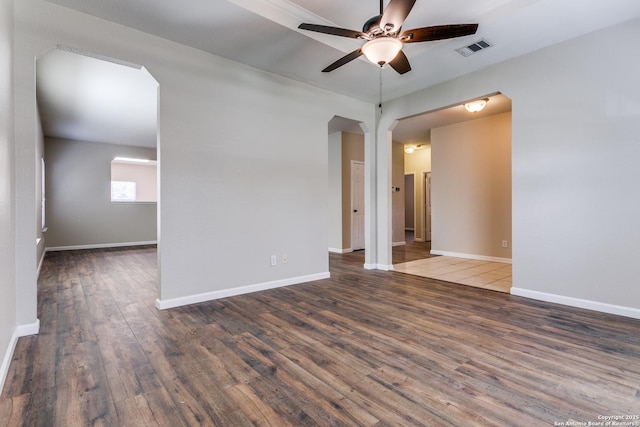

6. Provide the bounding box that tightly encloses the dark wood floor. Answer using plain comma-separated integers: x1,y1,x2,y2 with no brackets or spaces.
2,244,640,426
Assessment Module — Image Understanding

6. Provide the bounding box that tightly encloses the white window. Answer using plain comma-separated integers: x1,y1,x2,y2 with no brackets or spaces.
110,157,157,203
41,157,46,230
111,181,137,202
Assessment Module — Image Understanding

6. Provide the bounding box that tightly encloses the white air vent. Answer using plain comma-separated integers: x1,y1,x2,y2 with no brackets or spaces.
455,39,492,57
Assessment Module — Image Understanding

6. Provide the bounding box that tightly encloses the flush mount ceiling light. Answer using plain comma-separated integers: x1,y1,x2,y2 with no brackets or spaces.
404,144,423,154
362,37,403,65
464,98,489,113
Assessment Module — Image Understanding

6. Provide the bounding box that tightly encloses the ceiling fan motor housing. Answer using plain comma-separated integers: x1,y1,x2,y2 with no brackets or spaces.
363,15,383,35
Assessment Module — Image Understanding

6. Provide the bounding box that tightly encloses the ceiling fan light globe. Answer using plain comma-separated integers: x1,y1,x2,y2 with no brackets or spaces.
362,37,403,65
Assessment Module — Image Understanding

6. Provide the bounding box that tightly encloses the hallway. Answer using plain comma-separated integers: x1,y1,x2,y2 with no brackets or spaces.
394,232,512,293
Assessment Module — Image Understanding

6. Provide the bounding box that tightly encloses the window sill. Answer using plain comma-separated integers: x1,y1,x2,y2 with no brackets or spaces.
111,201,157,205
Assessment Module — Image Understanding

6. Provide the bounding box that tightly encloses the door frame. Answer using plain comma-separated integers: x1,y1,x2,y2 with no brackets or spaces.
351,160,365,251
423,171,432,242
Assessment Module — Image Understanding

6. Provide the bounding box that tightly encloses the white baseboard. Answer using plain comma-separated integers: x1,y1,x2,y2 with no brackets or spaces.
0,329,19,397
511,288,640,320
363,263,376,270
414,238,425,242
16,320,40,337
392,241,406,247
328,247,353,254
1,320,40,395
46,241,157,252
376,264,394,271
430,250,512,264
156,272,330,310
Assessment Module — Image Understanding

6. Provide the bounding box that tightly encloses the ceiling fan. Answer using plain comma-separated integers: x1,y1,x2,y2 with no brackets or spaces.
298,0,478,74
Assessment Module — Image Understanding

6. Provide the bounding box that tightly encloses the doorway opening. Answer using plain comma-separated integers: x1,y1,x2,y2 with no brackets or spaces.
328,116,366,255
392,93,512,293
36,46,160,299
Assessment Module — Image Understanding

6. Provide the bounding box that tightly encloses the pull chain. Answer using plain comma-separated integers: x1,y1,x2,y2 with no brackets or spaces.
378,65,383,115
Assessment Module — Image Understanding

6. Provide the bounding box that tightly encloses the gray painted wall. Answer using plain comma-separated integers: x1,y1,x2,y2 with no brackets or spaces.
15,0,375,314
45,137,157,248
0,0,16,390
379,17,640,315
11,0,640,331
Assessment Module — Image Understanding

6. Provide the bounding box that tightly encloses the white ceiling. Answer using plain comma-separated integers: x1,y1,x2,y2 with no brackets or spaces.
394,93,512,144
37,48,159,147
36,0,640,146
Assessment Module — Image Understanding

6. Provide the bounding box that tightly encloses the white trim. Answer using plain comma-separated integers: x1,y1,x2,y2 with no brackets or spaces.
0,329,19,395
430,250,512,264
328,247,353,254
37,246,46,279
156,272,330,310
392,241,406,247
46,240,157,252
351,160,365,251
376,264,394,271
363,263,376,270
510,288,640,320
1,320,41,395
414,238,425,242
17,320,40,337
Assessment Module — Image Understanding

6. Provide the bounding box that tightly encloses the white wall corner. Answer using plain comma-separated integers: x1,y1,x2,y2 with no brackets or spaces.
510,288,640,320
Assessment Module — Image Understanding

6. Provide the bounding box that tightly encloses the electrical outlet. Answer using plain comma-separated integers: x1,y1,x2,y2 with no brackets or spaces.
270,255,277,266
501,240,508,248
282,255,288,264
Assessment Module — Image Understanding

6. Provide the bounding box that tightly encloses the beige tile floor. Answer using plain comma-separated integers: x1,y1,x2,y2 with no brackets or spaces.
393,256,512,293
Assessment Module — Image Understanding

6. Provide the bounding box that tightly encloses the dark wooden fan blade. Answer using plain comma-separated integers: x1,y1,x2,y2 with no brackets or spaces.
400,24,478,43
322,48,364,72
380,0,416,34
389,50,411,74
298,23,366,39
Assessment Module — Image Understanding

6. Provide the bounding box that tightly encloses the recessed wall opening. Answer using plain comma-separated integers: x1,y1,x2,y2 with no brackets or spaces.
391,93,513,293
36,46,160,299
328,116,367,259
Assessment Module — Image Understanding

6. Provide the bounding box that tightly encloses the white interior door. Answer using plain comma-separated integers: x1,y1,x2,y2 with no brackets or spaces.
351,161,365,250
424,172,432,242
